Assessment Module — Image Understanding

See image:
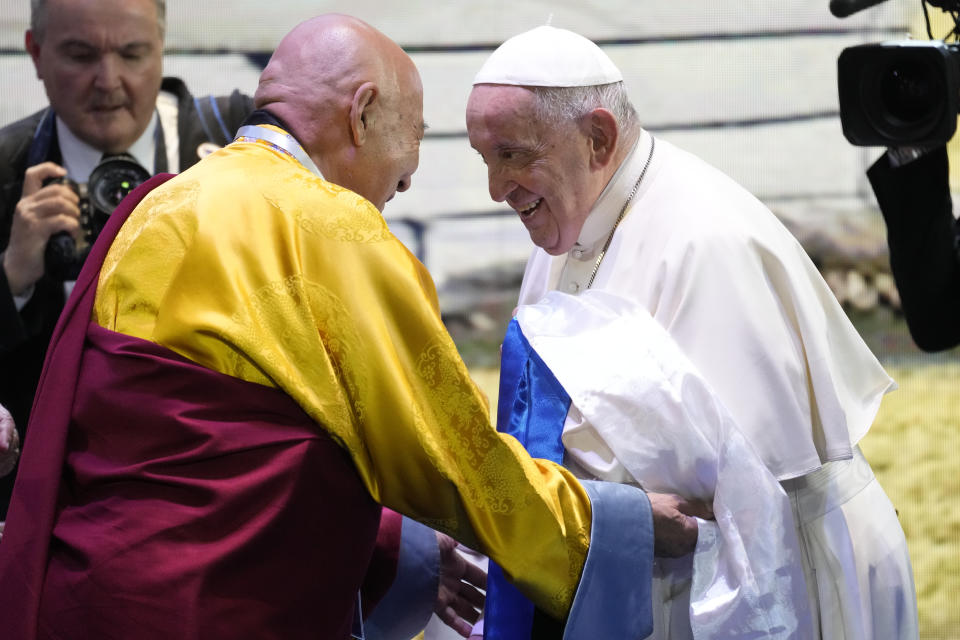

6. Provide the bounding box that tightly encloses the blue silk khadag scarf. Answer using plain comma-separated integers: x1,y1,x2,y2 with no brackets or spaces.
485,318,571,640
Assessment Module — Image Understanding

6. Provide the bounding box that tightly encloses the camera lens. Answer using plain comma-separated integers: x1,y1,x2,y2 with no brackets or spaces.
878,59,943,124
88,157,150,216
838,41,960,146
862,55,946,139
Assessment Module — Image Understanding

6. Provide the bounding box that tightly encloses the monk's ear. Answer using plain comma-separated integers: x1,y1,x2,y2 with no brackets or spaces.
349,82,378,146
583,108,619,169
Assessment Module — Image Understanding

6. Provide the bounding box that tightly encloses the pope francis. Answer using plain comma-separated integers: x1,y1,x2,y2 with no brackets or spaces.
468,24,918,640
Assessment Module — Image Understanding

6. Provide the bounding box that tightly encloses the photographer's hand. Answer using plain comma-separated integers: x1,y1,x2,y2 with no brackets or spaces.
3,162,81,296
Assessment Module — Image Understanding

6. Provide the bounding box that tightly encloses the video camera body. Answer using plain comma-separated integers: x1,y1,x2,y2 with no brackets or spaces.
42,154,150,281
836,0,960,147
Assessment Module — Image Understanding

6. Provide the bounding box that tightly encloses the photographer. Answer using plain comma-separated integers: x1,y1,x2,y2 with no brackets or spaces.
868,145,960,351
0,0,252,517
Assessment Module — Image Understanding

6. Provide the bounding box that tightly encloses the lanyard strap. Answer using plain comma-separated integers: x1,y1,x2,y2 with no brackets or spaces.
233,125,323,178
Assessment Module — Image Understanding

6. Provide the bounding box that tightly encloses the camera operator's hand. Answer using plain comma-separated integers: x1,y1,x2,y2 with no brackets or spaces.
648,492,713,558
2,162,81,296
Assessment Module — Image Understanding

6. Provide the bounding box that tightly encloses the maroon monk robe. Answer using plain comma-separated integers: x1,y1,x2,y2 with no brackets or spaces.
0,174,402,639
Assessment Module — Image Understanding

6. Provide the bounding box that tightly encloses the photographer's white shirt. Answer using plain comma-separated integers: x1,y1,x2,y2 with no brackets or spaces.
57,112,158,182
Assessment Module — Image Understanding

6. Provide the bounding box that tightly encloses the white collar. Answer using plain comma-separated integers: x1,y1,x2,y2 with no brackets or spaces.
233,124,324,179
572,129,653,254
57,111,158,182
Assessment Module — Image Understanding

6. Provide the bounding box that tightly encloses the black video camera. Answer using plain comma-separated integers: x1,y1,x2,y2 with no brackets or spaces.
836,0,960,147
838,39,960,147
42,154,150,281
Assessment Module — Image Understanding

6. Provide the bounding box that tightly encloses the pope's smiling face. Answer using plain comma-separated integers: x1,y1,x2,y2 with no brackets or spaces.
466,84,610,256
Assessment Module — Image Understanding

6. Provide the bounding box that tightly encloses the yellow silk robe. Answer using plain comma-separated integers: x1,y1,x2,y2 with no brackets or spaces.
92,131,591,618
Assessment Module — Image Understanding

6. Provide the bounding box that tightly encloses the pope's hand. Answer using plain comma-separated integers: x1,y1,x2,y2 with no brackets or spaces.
648,492,713,558
434,532,487,637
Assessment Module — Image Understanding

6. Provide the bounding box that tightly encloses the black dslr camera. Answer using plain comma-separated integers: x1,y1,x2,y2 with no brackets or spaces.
836,0,960,147
43,154,150,280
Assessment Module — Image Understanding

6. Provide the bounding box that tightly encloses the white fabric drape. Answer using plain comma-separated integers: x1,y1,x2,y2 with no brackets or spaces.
516,290,814,639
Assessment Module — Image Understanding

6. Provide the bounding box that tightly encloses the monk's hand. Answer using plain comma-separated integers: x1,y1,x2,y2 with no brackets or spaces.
0,403,19,478
434,532,487,637
648,492,713,558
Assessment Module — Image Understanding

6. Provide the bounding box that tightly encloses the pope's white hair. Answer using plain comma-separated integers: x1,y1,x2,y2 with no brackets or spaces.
531,82,639,136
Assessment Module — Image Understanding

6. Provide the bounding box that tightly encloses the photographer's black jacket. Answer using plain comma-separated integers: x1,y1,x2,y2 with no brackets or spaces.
868,146,960,352
0,77,252,516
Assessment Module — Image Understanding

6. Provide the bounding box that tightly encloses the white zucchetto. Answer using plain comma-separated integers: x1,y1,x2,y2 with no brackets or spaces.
473,25,623,88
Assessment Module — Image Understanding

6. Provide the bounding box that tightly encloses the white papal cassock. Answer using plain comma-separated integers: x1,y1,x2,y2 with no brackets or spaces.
517,130,918,639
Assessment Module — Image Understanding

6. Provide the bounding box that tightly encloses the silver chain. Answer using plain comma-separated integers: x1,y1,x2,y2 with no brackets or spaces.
585,137,656,290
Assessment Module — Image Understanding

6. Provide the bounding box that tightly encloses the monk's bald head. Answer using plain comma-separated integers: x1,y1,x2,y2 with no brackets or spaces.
254,14,425,212
257,15,387,113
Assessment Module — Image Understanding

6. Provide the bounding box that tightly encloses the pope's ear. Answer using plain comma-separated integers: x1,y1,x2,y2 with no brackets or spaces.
349,82,378,146
584,108,619,169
